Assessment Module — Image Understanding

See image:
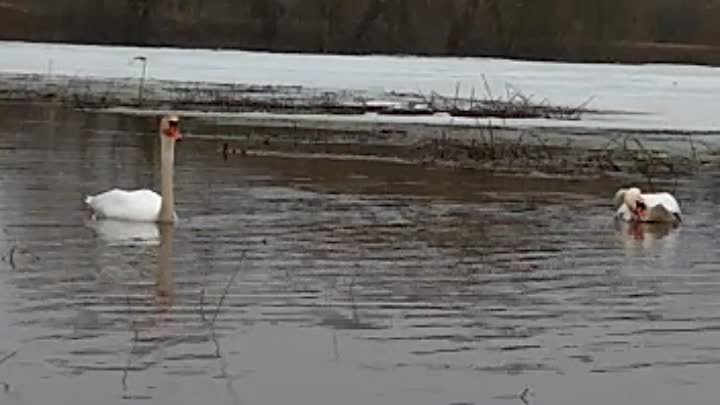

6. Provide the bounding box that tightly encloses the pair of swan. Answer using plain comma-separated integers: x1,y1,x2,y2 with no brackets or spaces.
84,114,684,229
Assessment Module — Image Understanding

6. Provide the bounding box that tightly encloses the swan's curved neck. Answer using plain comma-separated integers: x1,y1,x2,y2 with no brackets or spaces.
158,134,175,223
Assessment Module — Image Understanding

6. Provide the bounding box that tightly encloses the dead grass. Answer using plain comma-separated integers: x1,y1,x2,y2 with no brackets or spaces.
0,72,596,120
216,121,709,181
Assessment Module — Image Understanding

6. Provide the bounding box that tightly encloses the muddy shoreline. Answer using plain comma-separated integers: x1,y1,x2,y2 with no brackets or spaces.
2,72,719,180
108,108,715,182
103,106,719,180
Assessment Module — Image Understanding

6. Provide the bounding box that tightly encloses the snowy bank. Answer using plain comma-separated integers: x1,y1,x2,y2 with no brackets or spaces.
3,40,720,131
2,40,720,178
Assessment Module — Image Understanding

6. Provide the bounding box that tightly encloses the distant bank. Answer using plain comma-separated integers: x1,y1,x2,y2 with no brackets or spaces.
3,0,720,65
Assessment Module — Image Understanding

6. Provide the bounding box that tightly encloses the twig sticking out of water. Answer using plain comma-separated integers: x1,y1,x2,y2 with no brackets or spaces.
0,348,18,395
2,245,40,270
210,250,247,325
519,387,530,405
122,294,140,392
195,250,247,358
196,252,246,405
0,350,17,366
199,289,207,322
6,246,18,270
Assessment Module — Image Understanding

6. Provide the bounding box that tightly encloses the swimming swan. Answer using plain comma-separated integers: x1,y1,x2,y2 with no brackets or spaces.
85,115,183,223
613,187,681,224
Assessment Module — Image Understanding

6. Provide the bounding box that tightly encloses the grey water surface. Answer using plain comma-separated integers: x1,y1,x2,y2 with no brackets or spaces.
0,104,719,405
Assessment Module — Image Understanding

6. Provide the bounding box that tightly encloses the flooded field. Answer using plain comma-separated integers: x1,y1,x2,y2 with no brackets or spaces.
7,39,720,131
1,103,720,405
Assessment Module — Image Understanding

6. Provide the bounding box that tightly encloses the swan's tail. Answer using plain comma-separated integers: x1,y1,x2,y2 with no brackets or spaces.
84,195,99,221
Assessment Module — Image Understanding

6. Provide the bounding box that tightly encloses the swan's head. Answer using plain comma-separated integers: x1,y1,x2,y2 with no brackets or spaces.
160,115,182,141
624,187,646,215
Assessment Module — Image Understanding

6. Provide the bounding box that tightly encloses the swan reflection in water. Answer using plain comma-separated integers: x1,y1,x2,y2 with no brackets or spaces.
155,223,175,308
86,219,175,308
616,220,680,254
85,218,179,395
85,218,161,246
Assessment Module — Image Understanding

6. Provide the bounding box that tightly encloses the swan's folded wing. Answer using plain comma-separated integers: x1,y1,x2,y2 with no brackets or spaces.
643,193,682,221
647,204,676,223
645,192,681,215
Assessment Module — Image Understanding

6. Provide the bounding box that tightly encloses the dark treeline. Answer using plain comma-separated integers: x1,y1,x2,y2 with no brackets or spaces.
3,0,720,64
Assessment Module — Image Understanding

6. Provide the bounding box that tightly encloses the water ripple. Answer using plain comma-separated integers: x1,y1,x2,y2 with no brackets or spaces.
2,104,720,404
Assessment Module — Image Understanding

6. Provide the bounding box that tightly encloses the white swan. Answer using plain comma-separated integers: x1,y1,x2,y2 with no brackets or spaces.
85,115,182,223
613,187,681,224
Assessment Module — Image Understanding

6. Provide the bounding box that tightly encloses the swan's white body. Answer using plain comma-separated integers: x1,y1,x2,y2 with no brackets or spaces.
85,115,181,224
85,189,166,222
614,188,681,223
